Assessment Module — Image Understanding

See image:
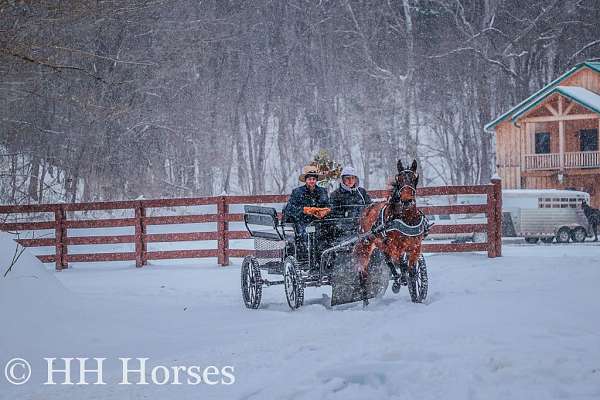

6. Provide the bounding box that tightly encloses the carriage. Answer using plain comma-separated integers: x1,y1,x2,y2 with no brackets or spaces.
241,205,428,310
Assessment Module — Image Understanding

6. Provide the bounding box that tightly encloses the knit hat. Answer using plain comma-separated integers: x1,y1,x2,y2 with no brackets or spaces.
340,165,360,190
341,166,358,178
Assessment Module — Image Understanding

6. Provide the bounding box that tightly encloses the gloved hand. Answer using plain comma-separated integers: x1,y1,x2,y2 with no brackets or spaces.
314,207,331,219
303,206,315,216
303,207,331,219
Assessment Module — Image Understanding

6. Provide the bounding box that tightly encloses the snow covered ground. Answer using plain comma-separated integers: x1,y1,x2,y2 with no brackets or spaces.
1,232,599,400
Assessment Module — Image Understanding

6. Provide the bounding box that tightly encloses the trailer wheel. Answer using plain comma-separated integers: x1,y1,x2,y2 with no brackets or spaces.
525,237,539,244
556,227,571,243
570,227,587,243
541,237,554,244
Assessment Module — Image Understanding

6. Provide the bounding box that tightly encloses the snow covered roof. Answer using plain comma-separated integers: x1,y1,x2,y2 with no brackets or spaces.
503,189,590,198
485,60,600,131
510,86,600,122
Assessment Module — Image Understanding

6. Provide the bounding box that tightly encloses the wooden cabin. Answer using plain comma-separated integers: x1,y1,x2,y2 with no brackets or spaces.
486,61,600,207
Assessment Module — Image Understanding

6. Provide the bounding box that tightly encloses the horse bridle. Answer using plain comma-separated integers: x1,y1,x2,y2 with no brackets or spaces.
390,169,418,210
367,169,420,240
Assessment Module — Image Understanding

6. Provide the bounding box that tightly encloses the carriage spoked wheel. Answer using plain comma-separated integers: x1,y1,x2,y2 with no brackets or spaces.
366,250,390,299
241,256,263,309
407,255,428,303
283,256,304,310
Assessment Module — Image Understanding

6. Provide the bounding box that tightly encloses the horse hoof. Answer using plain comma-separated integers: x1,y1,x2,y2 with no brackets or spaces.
392,282,400,294
362,299,369,307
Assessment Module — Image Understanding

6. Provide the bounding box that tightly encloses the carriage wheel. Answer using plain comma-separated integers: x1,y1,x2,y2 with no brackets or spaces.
241,256,262,309
369,250,390,299
283,256,304,310
407,255,428,303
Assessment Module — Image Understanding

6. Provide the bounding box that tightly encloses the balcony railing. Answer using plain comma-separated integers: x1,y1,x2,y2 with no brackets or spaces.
565,151,600,168
524,153,561,170
524,151,600,170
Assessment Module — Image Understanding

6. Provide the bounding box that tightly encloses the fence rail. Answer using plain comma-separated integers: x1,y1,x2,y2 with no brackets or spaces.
0,179,502,270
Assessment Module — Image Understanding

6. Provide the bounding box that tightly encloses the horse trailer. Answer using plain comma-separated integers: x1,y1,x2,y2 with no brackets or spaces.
502,189,591,244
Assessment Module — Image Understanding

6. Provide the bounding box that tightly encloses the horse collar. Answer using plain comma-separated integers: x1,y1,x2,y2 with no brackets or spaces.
385,215,426,237
377,204,425,236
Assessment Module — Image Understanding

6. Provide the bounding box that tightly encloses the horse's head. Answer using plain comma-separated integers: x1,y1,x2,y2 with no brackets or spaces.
582,200,591,213
390,159,419,209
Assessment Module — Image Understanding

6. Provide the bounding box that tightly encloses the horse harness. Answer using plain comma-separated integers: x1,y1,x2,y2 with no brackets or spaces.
362,205,430,245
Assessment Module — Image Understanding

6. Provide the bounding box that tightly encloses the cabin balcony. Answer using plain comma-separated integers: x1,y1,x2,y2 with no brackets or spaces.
524,151,600,170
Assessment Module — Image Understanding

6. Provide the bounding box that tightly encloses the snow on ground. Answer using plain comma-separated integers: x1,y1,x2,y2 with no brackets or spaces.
1,233,600,400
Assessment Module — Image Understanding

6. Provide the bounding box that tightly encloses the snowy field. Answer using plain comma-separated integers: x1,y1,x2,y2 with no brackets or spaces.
1,233,600,400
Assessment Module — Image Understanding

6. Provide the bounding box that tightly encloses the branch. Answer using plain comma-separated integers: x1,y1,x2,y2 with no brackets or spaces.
344,0,405,83
501,0,562,56
46,45,158,67
1,49,109,83
428,47,522,82
567,40,600,64
3,233,28,278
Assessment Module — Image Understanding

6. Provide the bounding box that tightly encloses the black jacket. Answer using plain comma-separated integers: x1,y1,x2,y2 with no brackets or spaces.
283,185,330,228
330,184,372,219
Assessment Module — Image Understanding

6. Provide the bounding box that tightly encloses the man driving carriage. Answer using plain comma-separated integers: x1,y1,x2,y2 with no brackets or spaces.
282,166,331,257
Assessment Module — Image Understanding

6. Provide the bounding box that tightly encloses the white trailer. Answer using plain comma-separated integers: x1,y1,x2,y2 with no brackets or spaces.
502,189,591,243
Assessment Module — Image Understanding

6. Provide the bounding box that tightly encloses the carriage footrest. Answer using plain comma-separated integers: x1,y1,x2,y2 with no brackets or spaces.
262,279,284,287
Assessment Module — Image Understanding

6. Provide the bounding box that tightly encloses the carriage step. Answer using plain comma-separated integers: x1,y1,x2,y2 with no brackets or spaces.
262,279,284,287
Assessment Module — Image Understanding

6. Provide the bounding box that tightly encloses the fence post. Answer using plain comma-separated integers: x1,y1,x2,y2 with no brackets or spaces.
217,196,229,266
135,203,146,267
54,205,68,270
486,184,497,258
492,176,502,257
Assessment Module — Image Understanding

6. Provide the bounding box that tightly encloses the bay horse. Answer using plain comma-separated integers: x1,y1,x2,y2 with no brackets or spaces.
353,159,427,304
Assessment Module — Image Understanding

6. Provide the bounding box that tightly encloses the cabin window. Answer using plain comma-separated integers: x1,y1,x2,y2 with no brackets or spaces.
579,129,598,152
535,132,551,154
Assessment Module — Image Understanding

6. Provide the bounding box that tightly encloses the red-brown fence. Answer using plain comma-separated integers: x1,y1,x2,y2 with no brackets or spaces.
0,179,502,270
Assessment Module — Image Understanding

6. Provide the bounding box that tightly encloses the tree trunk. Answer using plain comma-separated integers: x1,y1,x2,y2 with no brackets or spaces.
27,157,40,202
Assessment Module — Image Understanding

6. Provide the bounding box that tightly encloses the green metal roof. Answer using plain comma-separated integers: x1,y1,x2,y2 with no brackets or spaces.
585,61,600,73
510,86,600,122
484,60,600,131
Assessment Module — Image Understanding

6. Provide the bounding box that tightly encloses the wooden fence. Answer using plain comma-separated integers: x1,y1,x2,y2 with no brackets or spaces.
0,179,502,270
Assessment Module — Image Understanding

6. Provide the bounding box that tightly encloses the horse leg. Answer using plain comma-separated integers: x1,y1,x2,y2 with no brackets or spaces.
384,253,406,291
593,221,598,241
383,253,400,281
405,241,423,275
383,241,409,287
